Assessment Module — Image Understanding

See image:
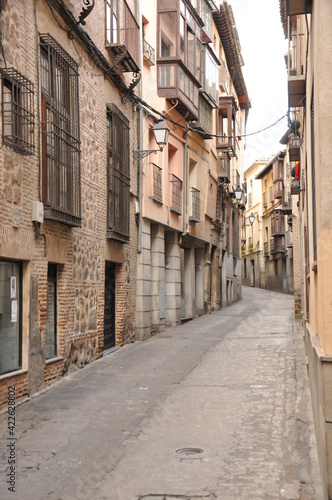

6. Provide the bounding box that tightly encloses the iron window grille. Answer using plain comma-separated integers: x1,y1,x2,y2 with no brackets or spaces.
170,174,182,214
189,187,200,222
107,104,130,243
153,163,162,202
40,34,81,227
1,68,35,155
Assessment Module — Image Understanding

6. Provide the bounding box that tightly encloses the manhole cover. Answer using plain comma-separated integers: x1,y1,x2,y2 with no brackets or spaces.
176,447,204,456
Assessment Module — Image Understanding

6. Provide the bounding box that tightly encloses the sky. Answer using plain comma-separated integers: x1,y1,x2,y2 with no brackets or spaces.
228,0,289,169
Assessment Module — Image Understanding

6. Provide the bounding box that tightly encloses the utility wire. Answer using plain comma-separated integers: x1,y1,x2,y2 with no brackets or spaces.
133,93,288,140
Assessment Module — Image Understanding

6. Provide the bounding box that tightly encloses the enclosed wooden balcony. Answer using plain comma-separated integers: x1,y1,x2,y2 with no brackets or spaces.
271,211,285,237
287,17,306,107
217,96,238,158
286,0,312,16
157,63,200,121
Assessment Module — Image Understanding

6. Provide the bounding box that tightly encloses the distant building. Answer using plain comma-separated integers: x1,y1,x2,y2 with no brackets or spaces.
242,159,268,288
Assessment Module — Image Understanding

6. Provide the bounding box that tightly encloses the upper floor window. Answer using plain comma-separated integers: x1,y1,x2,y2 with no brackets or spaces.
106,0,118,44
107,104,130,243
158,0,201,83
203,47,219,106
40,34,81,227
170,174,182,214
1,68,35,155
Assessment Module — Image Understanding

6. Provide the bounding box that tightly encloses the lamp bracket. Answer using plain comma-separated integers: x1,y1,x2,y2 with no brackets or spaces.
133,149,161,161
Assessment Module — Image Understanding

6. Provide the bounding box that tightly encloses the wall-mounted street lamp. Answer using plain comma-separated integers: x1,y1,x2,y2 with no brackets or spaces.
234,185,243,201
133,120,170,160
249,212,263,224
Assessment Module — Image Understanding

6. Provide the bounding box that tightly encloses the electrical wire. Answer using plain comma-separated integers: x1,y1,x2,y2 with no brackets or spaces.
133,93,288,140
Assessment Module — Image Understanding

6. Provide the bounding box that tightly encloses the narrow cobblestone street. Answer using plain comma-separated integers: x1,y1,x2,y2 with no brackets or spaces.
0,287,323,499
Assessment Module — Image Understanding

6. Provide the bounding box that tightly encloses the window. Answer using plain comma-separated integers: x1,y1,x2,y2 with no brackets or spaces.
106,0,118,44
45,264,57,359
189,187,200,221
243,258,247,278
0,260,22,375
1,68,35,155
153,164,163,202
40,34,81,227
170,174,182,214
107,104,130,243
203,47,219,105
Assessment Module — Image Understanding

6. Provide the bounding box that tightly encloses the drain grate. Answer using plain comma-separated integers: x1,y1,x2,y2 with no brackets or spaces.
175,447,204,456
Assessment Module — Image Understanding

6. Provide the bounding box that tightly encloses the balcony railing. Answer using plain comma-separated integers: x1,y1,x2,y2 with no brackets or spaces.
143,39,155,66
105,0,140,73
189,187,200,222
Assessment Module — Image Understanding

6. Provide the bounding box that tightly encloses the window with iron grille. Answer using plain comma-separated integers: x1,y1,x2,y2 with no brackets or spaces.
1,68,35,155
170,174,182,214
189,187,200,222
107,104,130,243
153,163,162,202
40,34,81,227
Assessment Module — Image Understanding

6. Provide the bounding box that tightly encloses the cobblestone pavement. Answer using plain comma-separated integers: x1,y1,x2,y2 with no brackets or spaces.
0,287,324,499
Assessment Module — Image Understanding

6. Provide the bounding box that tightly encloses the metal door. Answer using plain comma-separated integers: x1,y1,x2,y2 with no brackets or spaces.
104,262,116,349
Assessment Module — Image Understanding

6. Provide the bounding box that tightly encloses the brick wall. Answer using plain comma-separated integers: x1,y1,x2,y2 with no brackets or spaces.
0,0,139,409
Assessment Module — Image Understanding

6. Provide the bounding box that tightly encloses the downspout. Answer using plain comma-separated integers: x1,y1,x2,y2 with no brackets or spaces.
183,129,188,235
137,1,143,254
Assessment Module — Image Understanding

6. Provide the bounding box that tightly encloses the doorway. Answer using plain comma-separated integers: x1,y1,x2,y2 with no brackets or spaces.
104,262,116,349
251,259,255,287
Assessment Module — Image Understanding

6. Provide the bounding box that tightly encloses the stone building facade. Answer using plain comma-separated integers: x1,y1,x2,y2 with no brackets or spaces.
0,0,250,409
0,0,140,408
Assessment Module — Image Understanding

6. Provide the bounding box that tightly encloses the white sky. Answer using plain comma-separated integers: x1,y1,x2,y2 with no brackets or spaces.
227,0,289,169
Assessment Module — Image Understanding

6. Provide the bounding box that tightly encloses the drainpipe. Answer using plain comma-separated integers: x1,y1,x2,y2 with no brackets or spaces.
137,1,143,254
183,129,188,235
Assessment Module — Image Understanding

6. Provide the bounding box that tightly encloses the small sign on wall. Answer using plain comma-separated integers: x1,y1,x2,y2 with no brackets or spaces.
11,300,17,323
10,276,16,299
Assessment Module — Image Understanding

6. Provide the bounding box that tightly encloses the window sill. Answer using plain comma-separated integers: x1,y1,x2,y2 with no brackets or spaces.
45,356,63,365
151,197,163,205
170,207,182,216
0,368,28,382
189,216,200,223
106,230,129,244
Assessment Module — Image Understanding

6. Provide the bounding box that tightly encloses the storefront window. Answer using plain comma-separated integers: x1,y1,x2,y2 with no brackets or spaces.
0,261,21,375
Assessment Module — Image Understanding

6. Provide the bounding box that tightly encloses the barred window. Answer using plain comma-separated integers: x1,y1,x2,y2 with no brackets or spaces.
40,34,81,227
153,163,162,202
107,104,130,243
170,174,182,214
1,68,35,155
